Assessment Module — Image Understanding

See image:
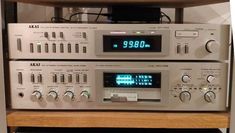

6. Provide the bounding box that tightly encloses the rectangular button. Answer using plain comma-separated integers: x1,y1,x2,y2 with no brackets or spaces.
52,32,56,38
175,31,199,37
45,43,49,53
68,74,72,83
37,45,41,53
18,72,23,84
83,46,87,53
53,74,57,83
30,43,34,53
82,32,87,39
68,43,71,53
76,74,80,83
38,74,42,83
75,44,79,53
177,45,181,54
31,73,35,83
60,32,64,38
60,74,65,83
185,45,189,54
60,43,64,53
83,74,87,83
52,43,56,53
17,38,22,51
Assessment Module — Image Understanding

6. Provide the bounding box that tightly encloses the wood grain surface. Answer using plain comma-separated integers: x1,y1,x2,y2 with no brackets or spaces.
6,0,229,7
7,111,230,128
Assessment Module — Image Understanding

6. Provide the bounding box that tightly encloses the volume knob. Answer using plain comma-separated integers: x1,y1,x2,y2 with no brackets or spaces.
31,91,42,101
63,91,75,102
204,91,216,103
179,91,191,103
182,75,191,83
47,91,58,101
205,40,219,53
207,75,215,83
80,90,90,101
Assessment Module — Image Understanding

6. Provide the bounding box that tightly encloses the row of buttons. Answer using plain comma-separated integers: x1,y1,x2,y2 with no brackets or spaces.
44,32,64,39
44,32,87,39
177,45,189,54
52,73,87,84
18,72,88,84
28,43,87,54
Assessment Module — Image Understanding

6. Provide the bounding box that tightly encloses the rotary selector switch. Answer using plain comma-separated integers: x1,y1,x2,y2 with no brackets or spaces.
182,75,191,83
205,40,219,53
204,91,216,103
47,91,58,101
179,91,191,103
63,91,75,102
207,75,215,83
31,91,42,101
80,90,90,101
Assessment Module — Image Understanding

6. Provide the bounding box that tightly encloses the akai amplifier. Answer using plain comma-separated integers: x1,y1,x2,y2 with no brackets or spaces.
9,61,228,111
8,23,230,60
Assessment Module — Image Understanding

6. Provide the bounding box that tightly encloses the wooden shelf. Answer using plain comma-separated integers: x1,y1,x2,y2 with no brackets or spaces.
7,111,230,128
6,0,229,7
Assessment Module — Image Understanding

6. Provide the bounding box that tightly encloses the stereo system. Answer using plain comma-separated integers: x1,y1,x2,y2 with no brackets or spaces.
8,23,231,111
10,61,228,110
8,24,230,60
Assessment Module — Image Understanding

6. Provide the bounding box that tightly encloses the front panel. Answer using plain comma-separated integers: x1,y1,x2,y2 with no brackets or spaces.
8,24,230,60
10,61,228,111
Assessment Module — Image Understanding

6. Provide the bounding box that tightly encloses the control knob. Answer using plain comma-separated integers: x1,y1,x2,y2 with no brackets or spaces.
47,91,58,101
31,91,42,101
205,40,219,53
80,90,90,101
204,91,216,103
182,75,191,83
207,75,215,83
63,91,75,102
179,91,191,103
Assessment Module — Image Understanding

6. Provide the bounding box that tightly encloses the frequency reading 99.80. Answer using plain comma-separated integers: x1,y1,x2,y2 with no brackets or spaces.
120,40,150,49
103,35,162,52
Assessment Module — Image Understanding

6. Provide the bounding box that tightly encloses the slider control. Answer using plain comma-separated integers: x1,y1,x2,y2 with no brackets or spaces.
18,72,23,84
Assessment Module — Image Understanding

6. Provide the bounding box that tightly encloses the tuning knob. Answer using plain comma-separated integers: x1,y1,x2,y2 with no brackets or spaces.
31,91,42,101
207,75,215,83
204,91,216,103
63,91,75,102
205,40,219,53
80,90,90,101
182,75,191,83
47,91,58,101
179,91,191,103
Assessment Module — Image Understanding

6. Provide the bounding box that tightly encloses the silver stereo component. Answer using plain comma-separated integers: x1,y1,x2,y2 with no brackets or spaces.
8,23,230,60
10,61,228,111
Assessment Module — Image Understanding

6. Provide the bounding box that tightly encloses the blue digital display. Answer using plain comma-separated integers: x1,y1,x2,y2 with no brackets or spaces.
104,73,161,88
103,35,162,52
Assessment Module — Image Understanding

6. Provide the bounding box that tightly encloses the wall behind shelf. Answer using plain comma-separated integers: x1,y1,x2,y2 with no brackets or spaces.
17,2,231,24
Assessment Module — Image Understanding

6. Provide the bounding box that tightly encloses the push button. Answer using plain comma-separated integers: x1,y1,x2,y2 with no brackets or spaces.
17,38,22,51
45,43,49,53
75,44,79,53
30,43,34,53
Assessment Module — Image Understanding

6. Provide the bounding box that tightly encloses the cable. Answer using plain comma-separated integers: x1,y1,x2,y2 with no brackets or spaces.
69,12,110,22
160,11,172,24
51,17,70,23
95,8,103,22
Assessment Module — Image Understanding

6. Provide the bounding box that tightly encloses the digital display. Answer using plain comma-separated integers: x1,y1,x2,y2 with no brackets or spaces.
104,73,161,88
103,35,162,52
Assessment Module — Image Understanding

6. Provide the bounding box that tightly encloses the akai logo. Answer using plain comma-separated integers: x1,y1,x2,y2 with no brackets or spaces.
29,25,39,28
30,63,40,66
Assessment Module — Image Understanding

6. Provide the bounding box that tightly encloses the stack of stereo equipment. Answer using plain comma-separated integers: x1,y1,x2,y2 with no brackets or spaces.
8,23,230,111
